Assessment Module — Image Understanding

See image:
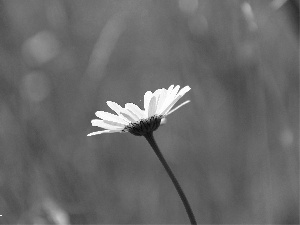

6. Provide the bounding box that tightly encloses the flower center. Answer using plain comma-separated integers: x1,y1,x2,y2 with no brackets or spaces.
123,115,163,136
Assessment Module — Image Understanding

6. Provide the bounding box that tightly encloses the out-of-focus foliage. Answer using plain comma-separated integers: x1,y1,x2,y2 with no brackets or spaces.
0,0,298,224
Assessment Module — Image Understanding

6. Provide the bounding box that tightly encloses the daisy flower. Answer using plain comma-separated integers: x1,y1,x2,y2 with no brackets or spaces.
87,84,197,224
87,84,191,136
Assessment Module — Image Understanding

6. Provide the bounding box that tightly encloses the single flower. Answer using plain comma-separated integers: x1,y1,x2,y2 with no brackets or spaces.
87,84,191,136
87,84,197,224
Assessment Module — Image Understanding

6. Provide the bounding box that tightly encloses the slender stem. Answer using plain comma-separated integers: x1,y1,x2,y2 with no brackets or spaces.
143,132,197,225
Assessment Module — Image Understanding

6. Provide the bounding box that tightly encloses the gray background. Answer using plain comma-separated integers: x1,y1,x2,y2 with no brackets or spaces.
0,0,298,224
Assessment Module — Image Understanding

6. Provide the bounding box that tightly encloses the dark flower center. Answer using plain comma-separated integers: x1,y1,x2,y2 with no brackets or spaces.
123,115,163,136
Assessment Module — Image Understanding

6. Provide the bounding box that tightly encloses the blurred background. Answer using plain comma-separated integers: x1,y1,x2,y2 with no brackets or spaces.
0,0,298,224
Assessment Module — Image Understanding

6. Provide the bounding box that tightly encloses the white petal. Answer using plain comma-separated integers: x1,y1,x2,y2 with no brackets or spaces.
158,86,173,113
170,85,180,100
106,101,131,123
165,84,177,101
153,89,163,113
119,108,138,122
165,100,190,115
164,86,190,115
91,119,125,130
176,85,191,97
144,91,153,112
159,85,180,114
103,120,127,128
153,88,162,100
156,88,167,114
95,111,128,125
160,94,182,115
106,101,123,115
87,129,123,136
148,95,157,117
123,106,139,121
167,84,175,92
125,103,145,119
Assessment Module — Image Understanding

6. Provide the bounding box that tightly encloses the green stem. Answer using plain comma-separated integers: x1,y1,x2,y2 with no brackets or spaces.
143,132,197,225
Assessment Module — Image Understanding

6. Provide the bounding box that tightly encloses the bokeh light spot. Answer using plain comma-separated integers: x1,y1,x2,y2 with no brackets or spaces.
22,31,60,66
20,71,51,103
178,0,198,15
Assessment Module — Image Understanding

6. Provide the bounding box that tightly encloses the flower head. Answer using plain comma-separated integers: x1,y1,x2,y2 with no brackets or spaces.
87,85,191,136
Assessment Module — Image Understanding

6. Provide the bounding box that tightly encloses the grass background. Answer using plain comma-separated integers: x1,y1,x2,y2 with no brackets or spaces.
0,0,298,224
